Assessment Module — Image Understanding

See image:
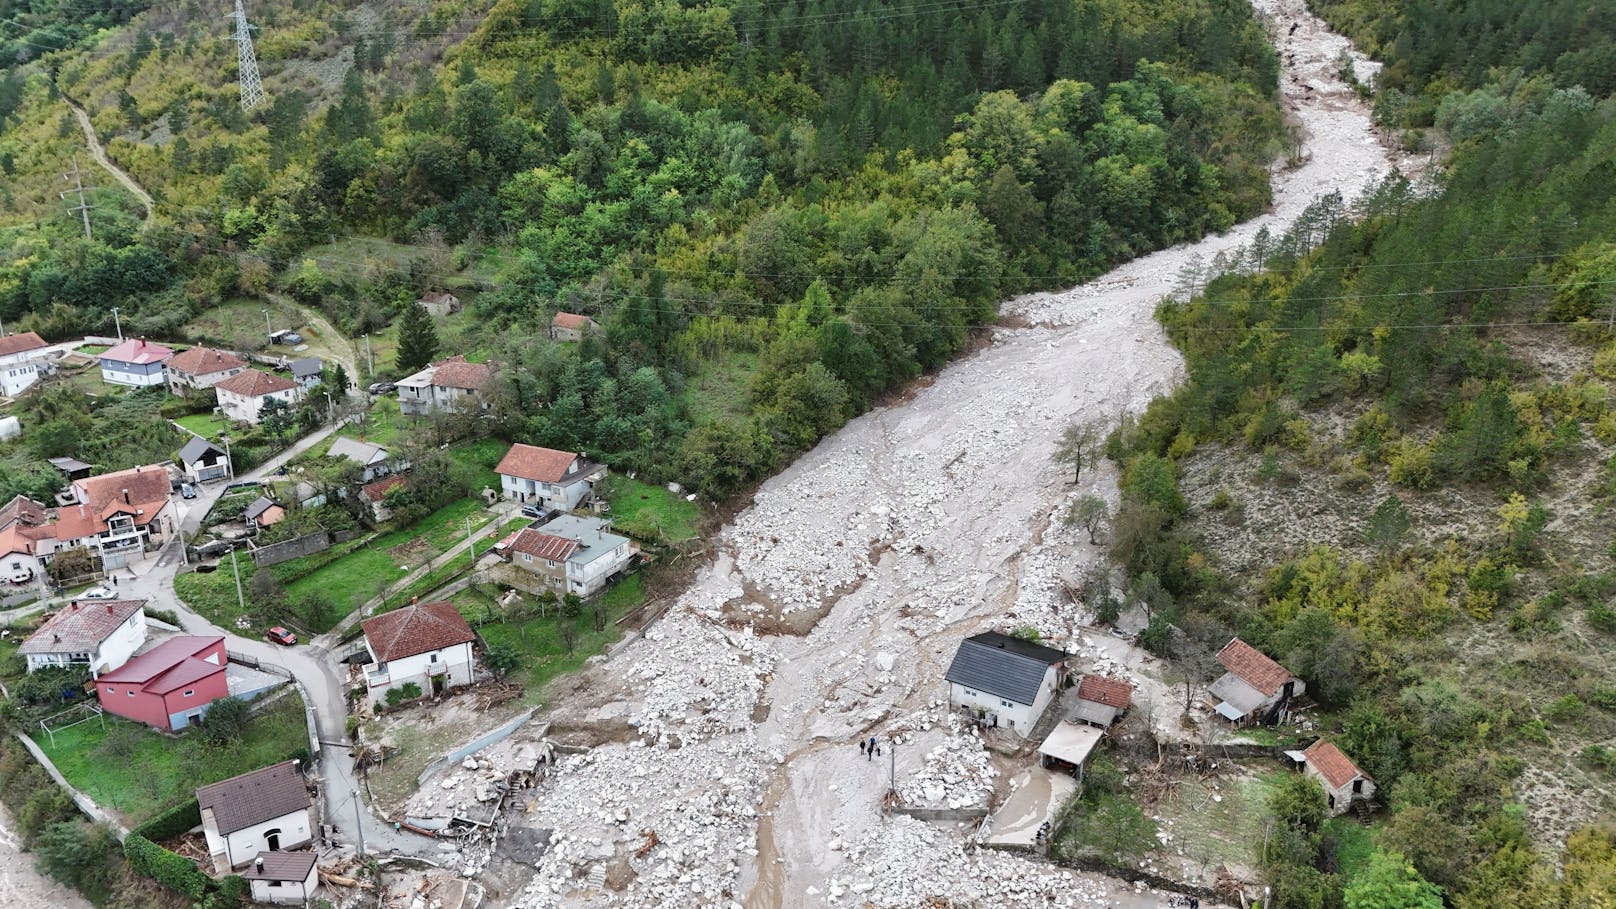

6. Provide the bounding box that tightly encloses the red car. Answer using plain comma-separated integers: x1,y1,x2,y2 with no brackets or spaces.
266,626,297,646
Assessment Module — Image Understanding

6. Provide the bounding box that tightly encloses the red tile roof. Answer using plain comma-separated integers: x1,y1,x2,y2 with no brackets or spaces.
552,312,593,330
216,368,298,397
56,464,172,540
196,760,310,835
360,474,407,503
1217,638,1294,696
18,599,144,654
0,332,49,358
0,494,47,530
166,346,246,376
507,528,579,562
97,636,223,692
495,443,579,483
100,338,173,365
362,601,475,662
1303,739,1368,790
429,355,490,390
1076,674,1134,710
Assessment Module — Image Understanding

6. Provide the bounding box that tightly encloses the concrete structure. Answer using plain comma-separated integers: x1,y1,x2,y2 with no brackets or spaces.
196,760,314,874
18,599,146,675
417,291,462,317
328,437,397,482
397,355,491,416
359,474,405,522
1208,637,1304,726
99,339,173,387
359,600,476,707
54,464,176,568
1297,739,1375,815
288,357,323,389
0,415,18,439
216,368,302,425
1072,673,1133,728
165,346,246,395
243,851,320,905
502,515,637,597
1038,720,1104,777
96,636,229,731
179,436,231,483
0,331,51,396
0,494,56,581
943,631,1067,738
549,312,598,342
495,443,606,511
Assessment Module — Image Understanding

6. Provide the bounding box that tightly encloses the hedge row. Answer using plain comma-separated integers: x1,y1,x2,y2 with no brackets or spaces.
130,798,201,842
123,834,208,900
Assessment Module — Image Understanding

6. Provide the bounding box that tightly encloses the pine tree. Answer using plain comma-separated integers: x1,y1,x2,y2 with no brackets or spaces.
396,302,439,374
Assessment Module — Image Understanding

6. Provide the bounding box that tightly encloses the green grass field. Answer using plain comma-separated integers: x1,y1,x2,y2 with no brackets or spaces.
476,574,645,693
34,699,307,824
678,352,757,425
174,412,231,439
337,396,404,448
600,475,702,543
448,438,508,493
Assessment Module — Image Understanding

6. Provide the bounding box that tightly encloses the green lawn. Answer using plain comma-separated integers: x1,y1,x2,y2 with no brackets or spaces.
79,344,110,355
281,498,496,616
678,351,757,424
600,475,702,543
1325,816,1376,882
175,412,230,439
173,555,257,630
448,438,508,493
477,573,645,693
338,396,404,448
34,699,308,825
1144,769,1286,873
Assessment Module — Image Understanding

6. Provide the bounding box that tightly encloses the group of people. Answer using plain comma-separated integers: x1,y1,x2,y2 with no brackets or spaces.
857,736,884,760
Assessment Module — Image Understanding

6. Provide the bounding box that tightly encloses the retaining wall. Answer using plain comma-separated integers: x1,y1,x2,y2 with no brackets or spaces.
251,530,332,567
415,708,538,786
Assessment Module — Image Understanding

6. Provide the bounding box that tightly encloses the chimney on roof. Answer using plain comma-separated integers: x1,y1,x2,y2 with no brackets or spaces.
107,604,114,614
52,633,60,642
412,596,419,605
122,489,130,504
70,602,77,611
254,857,264,873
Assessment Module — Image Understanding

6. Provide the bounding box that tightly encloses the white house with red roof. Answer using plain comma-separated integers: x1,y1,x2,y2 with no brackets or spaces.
96,635,229,731
216,368,303,424
99,338,173,387
18,598,147,675
54,464,176,567
1207,637,1305,726
0,331,52,396
165,346,247,395
359,600,476,706
0,494,57,583
495,443,606,512
397,355,491,416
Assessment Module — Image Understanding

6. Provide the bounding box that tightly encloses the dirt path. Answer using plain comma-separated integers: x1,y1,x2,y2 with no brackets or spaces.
63,97,156,223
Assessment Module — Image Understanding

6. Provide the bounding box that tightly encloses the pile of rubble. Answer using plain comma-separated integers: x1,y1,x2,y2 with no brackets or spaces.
625,610,778,744
406,734,550,824
893,711,996,810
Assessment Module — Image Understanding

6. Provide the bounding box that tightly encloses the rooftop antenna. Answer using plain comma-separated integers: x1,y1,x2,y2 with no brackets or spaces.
228,0,266,111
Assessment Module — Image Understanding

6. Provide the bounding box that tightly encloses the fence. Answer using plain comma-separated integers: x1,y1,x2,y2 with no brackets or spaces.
415,708,538,786
250,530,333,567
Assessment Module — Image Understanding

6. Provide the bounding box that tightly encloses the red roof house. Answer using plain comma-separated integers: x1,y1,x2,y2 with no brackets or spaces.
54,464,176,560
1073,673,1135,727
359,601,476,706
549,312,598,341
99,339,174,388
1207,637,1304,725
495,443,605,511
0,331,49,360
97,636,229,731
1299,738,1376,815
166,346,247,394
359,474,407,521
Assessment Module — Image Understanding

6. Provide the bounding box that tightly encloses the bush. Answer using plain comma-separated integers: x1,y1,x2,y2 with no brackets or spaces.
145,607,182,626
34,820,118,903
131,798,202,842
200,696,251,747
123,834,209,899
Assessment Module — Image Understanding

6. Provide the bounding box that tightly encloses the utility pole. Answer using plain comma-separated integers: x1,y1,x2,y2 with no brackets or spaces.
230,546,246,615
220,433,233,479
362,333,374,377
60,157,93,240
888,737,896,797
465,515,475,561
262,308,272,340
110,307,123,341
350,790,367,856
228,0,266,111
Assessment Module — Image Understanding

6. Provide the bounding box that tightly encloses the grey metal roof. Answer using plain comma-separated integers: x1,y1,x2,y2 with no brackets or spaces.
244,496,278,522
179,435,223,465
1208,673,1268,718
328,436,388,465
290,357,322,378
539,514,631,566
943,632,1066,706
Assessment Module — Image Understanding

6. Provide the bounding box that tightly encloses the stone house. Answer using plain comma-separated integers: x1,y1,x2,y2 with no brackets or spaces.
549,312,598,342
1207,637,1304,726
1296,739,1376,816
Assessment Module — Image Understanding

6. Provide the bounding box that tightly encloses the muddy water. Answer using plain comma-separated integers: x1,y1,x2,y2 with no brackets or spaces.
0,805,93,909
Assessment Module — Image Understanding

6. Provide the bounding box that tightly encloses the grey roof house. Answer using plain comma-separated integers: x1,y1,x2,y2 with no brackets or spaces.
179,436,230,483
196,760,315,873
327,437,401,482
288,357,323,389
943,631,1068,738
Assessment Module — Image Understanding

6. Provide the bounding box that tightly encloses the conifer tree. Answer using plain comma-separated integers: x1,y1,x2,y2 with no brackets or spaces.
396,302,439,374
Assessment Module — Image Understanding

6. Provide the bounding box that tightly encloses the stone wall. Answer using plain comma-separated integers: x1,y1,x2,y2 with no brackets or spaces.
250,530,332,567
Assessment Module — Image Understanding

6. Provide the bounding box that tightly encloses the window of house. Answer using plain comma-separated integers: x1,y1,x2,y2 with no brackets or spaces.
545,559,556,568
522,553,532,562
430,653,438,662
184,690,195,697
1001,699,1013,708
128,691,135,697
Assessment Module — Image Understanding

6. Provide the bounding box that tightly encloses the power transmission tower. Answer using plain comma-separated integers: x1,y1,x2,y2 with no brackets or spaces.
228,0,266,112
60,157,93,240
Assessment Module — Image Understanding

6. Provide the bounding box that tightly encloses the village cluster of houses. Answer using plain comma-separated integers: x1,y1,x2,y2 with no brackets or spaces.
0,462,182,578
944,632,1376,816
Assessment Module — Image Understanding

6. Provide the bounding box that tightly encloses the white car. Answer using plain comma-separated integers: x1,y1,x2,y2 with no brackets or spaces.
79,586,117,600
8,569,33,584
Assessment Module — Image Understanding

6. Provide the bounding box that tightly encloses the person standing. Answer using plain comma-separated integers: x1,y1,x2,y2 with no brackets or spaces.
859,740,867,758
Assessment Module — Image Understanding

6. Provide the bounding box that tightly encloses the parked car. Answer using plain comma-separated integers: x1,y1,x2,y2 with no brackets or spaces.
268,329,303,345
367,381,396,395
521,503,551,520
79,586,116,600
266,626,297,646
180,482,197,499
8,569,33,584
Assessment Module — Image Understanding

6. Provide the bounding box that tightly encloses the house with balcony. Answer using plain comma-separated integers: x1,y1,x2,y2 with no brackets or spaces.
54,464,175,569
495,443,606,512
216,369,303,425
358,599,476,707
397,355,491,416
96,635,229,732
0,331,52,396
18,598,147,676
99,339,173,387
500,514,637,597
196,760,314,874
165,346,247,396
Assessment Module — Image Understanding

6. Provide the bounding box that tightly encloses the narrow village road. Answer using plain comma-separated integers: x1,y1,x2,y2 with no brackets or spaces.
63,97,155,223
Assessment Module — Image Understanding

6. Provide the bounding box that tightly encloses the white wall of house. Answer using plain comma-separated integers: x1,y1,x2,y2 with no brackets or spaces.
2,550,46,584
362,641,474,706
100,362,166,387
248,865,318,906
203,807,314,873
500,473,539,502
0,362,41,396
499,474,596,511
565,542,634,596
167,366,243,395
218,386,302,424
43,606,151,676
947,665,1060,738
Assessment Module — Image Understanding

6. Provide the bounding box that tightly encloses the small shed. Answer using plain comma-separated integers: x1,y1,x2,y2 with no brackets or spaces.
417,291,462,318
1292,739,1376,816
242,851,319,905
549,312,598,342
1038,721,1104,778
244,496,285,530
1073,674,1134,728
179,436,230,484
47,457,94,481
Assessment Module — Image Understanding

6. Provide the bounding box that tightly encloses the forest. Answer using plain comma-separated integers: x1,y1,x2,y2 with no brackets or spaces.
0,0,1284,497
1101,1,1616,906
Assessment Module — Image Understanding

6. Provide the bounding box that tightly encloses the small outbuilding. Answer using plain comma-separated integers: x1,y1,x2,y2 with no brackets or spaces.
417,291,462,318
1073,673,1134,728
1207,637,1304,726
1292,738,1376,816
242,850,320,905
549,312,598,342
943,631,1068,738
288,357,323,389
244,496,285,530
1038,720,1104,777
96,635,229,732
